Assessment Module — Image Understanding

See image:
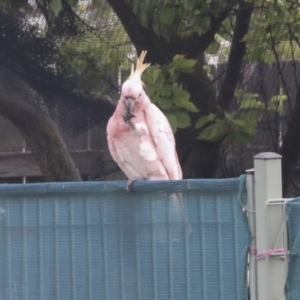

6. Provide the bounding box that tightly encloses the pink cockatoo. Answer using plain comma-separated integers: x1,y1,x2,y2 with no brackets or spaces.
106,51,182,191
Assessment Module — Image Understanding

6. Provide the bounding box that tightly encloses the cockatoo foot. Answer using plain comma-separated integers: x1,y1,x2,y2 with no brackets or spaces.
122,112,136,128
126,179,136,192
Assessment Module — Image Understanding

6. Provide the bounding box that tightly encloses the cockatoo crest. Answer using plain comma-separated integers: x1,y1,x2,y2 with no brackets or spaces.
128,50,150,83
121,51,151,102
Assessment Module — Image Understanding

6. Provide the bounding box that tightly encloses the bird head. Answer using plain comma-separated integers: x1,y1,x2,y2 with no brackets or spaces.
120,51,150,116
121,78,145,115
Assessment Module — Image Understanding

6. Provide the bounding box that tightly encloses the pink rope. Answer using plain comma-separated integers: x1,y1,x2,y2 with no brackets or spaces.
248,247,286,260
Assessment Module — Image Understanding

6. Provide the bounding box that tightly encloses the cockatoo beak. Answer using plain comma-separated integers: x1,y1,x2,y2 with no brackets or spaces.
122,97,136,128
123,97,135,115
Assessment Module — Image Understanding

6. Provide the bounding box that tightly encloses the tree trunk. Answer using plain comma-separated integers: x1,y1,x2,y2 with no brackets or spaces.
176,60,221,178
281,84,300,196
217,1,253,110
0,66,81,181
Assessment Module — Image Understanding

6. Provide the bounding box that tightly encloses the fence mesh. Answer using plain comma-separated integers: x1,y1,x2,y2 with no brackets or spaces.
0,177,250,300
285,197,300,299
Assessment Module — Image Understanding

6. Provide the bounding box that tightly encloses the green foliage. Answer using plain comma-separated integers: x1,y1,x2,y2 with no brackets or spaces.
50,0,63,16
143,55,198,132
196,90,288,144
243,1,300,63
124,0,298,146
126,0,237,41
143,49,288,143
62,33,128,92
0,0,29,10
58,2,132,96
3,0,295,147
195,108,258,144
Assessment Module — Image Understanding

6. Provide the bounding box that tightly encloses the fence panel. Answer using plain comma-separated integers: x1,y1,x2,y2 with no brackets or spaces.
0,177,250,300
285,198,300,300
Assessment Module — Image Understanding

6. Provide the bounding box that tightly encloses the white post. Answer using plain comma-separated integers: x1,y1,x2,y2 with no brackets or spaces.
253,152,285,300
246,169,257,300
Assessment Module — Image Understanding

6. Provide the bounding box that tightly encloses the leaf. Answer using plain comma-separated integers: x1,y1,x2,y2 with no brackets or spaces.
67,0,74,6
235,89,244,98
159,6,176,24
197,122,226,142
242,30,266,43
271,94,288,102
145,83,157,100
152,68,162,83
174,111,191,128
206,40,221,55
240,99,265,110
227,131,253,145
109,49,124,63
178,101,199,112
172,58,196,72
239,121,257,135
207,113,216,121
268,102,284,114
10,0,28,9
261,50,274,65
160,85,172,97
168,66,176,78
50,0,62,16
173,87,190,103
195,115,211,129
166,113,177,133
203,65,211,75
240,111,263,122
173,87,199,112
231,119,248,127
172,55,185,62
247,45,265,61
159,25,173,39
157,97,173,109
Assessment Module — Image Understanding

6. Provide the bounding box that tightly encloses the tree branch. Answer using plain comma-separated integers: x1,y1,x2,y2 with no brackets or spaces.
269,28,292,112
106,0,232,63
106,0,171,64
281,84,300,196
183,9,233,58
0,66,82,182
217,1,253,110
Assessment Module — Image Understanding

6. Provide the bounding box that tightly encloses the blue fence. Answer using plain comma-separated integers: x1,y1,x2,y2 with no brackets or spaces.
285,198,300,300
0,177,251,300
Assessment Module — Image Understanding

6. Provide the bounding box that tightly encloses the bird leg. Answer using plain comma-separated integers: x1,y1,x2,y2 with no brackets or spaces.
126,179,136,192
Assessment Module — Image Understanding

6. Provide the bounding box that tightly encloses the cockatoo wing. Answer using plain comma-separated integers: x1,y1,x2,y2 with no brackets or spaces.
145,103,182,180
106,127,119,163
107,117,147,181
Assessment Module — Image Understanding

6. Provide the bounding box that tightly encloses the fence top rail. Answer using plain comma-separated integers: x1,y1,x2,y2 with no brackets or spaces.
0,176,246,196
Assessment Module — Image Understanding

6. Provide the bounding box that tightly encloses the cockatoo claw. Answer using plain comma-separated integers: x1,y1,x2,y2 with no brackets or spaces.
122,113,136,130
126,179,136,192
122,112,136,123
